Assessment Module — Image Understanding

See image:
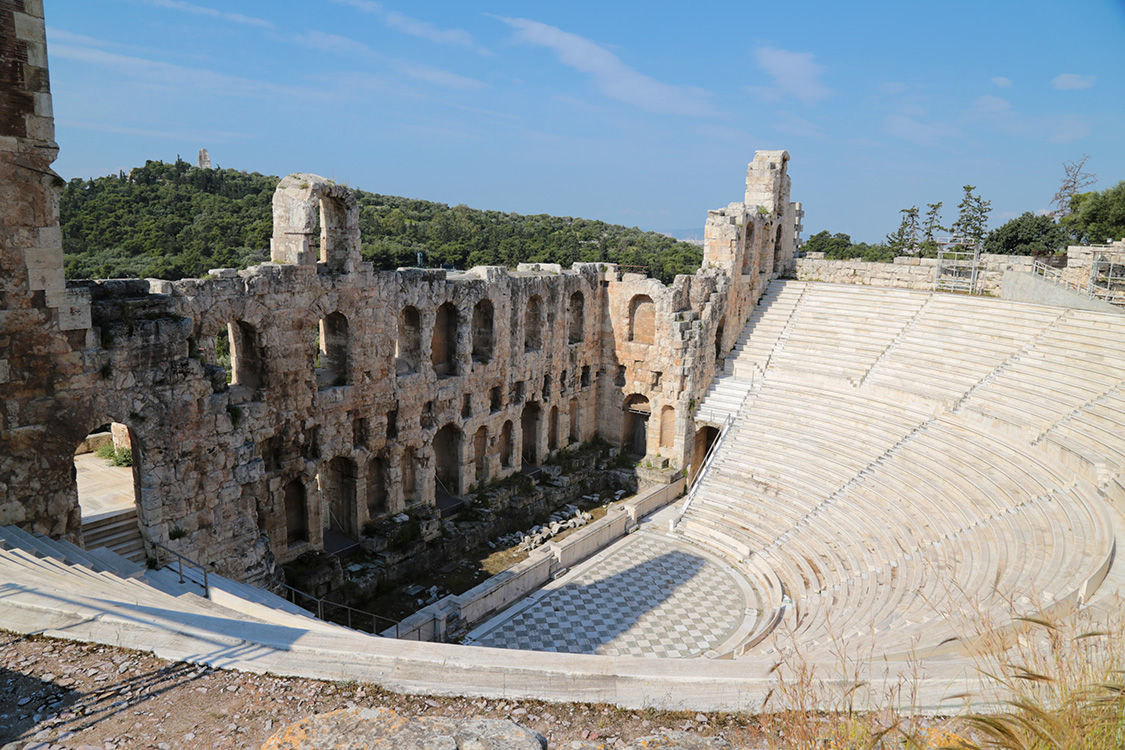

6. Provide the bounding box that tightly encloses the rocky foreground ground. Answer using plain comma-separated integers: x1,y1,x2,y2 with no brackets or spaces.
0,631,770,749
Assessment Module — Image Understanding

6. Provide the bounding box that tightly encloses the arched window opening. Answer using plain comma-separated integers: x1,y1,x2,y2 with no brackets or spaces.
629,295,655,345
568,398,580,444
521,402,541,467
320,456,358,539
434,424,462,497
396,306,421,375
659,405,676,449
524,295,543,352
367,456,387,519
284,479,309,546
74,421,145,562
473,426,488,481
432,302,458,377
568,291,585,344
317,312,348,388
500,420,514,469
320,195,349,271
548,405,560,452
214,330,232,386
229,321,264,393
689,426,720,484
741,223,756,275
714,319,725,364
773,223,784,272
622,394,650,456
401,446,419,505
471,299,494,363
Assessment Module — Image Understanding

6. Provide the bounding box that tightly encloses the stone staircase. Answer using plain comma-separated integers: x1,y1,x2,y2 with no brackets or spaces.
81,507,145,563
0,524,357,653
695,375,756,426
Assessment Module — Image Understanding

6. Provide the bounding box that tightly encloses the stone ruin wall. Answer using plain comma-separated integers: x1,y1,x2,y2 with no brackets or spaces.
797,252,1036,295
0,5,801,583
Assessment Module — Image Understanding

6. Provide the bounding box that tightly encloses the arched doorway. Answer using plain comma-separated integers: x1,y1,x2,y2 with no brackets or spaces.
689,425,720,483
622,395,650,456
396,306,421,375
500,420,514,469
434,424,462,497
74,421,145,562
568,398,580,443
284,479,309,546
473,426,488,481
568,291,584,344
521,402,541,467
432,302,458,377
319,456,358,538
367,456,387,519
548,405,560,452
471,299,494,363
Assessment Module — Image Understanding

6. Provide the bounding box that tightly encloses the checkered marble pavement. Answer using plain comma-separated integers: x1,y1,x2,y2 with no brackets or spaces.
471,532,747,658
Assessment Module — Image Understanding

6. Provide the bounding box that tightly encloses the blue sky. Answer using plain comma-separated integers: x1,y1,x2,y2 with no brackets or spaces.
46,0,1125,243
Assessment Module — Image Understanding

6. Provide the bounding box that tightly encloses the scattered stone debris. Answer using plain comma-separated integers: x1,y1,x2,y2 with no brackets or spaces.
490,505,595,551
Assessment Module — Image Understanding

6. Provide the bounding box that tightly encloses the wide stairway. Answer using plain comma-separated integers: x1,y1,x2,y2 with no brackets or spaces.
0,524,392,675
679,280,1124,662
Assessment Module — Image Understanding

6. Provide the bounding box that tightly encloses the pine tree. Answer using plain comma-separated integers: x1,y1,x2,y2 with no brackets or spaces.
951,185,991,246
885,206,920,255
918,202,946,256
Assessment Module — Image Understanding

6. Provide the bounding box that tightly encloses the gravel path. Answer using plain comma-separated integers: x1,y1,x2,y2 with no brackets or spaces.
0,630,759,749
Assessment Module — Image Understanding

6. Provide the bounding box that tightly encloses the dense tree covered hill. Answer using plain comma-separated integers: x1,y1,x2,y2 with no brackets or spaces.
61,159,702,283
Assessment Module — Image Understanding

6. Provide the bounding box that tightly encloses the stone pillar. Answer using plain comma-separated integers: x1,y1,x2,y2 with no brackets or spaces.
0,0,91,535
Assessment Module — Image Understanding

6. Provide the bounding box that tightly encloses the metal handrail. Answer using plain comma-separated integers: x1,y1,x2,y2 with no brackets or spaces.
273,579,404,638
671,379,756,531
151,540,208,595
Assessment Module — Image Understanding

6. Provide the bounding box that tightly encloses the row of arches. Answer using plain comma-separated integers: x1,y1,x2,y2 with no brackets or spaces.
396,291,588,378
204,288,657,398
281,397,591,548
739,219,786,276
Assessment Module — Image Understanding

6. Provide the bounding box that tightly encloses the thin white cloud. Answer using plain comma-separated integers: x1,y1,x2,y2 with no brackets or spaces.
753,47,831,105
384,11,475,50
328,0,488,54
148,0,274,31
60,118,252,142
295,31,486,91
49,43,317,100
883,113,960,147
497,17,720,117
991,76,1013,88
973,95,1012,117
1047,116,1092,143
1052,73,1095,90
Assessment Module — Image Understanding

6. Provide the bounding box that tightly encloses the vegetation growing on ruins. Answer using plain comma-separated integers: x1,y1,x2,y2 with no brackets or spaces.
60,159,703,283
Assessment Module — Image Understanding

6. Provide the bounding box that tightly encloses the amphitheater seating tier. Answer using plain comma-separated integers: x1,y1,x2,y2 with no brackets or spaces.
680,281,1121,661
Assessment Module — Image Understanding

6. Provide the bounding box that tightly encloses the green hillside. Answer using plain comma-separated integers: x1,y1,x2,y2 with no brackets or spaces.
61,159,702,283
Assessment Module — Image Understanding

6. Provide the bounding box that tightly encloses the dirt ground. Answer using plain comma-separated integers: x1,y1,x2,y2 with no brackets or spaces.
0,630,767,749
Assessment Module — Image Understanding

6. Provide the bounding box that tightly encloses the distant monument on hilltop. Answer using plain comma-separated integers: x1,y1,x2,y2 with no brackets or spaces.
197,148,211,169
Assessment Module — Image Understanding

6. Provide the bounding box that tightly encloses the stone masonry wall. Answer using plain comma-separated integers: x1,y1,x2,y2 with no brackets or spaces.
796,252,1035,295
0,8,799,582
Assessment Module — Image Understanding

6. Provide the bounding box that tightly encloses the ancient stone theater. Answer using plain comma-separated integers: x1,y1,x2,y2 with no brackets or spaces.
4,1,1125,712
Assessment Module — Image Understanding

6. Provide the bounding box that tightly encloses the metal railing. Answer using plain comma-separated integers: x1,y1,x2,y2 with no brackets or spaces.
671,376,757,531
151,540,209,595
274,579,408,638
1033,260,1125,306
670,411,734,532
